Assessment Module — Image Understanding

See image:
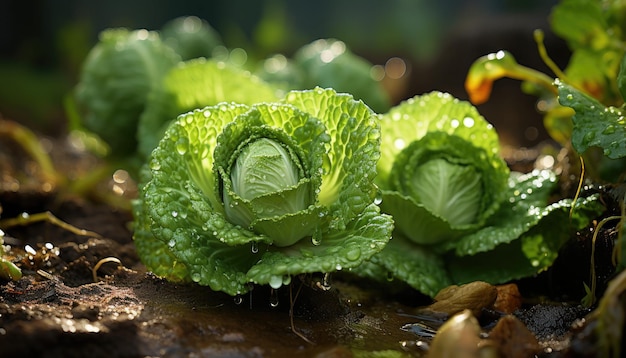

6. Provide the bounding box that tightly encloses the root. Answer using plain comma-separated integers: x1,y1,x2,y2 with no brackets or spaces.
289,282,314,344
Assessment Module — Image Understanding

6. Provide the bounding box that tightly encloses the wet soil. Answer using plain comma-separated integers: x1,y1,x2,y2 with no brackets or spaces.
0,132,622,357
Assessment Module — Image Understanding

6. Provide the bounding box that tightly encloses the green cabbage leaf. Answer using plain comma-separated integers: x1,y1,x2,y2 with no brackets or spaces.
138,58,283,159
160,16,223,61
359,92,604,297
133,88,393,295
376,92,509,247
293,39,391,113
75,28,181,158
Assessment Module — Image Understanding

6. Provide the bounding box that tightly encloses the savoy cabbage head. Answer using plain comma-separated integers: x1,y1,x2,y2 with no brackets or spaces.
359,92,604,297
75,28,181,158
133,88,393,296
376,92,509,247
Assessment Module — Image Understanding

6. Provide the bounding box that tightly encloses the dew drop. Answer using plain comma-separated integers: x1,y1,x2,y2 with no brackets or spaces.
191,273,201,282
320,273,332,291
374,190,383,205
149,160,161,171
602,125,616,135
463,117,475,128
168,239,176,247
176,138,188,155
531,260,540,267
286,92,297,102
346,247,361,261
234,295,243,305
171,211,178,217
582,131,595,145
269,289,279,308
251,241,259,254
386,271,394,282
269,275,283,289
203,109,212,118
566,94,574,100
311,236,322,246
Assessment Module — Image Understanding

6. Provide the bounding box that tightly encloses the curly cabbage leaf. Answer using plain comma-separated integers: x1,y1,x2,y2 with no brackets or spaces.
75,28,181,157
447,193,604,285
363,236,452,297
377,92,509,246
137,58,282,158
133,88,393,295
453,170,559,256
365,169,604,296
360,92,603,297
558,82,626,159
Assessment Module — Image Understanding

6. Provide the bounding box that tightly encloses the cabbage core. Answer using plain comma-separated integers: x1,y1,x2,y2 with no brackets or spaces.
409,158,482,227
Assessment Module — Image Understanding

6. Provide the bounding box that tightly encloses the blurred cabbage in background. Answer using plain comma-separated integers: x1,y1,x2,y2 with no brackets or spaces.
0,0,562,147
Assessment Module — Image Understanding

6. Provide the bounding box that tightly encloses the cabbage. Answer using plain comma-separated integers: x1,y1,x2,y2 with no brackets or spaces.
133,88,393,295
75,29,180,158
377,92,509,246
360,92,603,297
137,58,282,159
160,16,222,61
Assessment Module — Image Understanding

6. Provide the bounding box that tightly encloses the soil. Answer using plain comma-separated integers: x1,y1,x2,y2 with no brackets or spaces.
0,128,623,357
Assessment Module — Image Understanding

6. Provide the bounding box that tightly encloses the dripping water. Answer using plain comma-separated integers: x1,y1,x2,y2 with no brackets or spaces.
270,288,279,308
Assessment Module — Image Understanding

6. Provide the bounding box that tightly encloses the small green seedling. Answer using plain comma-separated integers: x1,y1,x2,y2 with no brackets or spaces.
0,206,101,282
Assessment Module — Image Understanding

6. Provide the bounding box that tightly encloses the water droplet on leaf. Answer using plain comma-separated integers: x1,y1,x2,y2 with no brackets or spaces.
582,131,596,145
176,138,188,155
346,247,361,261
269,275,283,289
602,125,616,135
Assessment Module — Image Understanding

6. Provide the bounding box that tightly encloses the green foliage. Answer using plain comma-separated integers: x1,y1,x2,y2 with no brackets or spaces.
376,92,509,246
358,93,604,296
558,82,626,159
75,28,181,158
293,39,391,113
160,16,223,61
0,235,22,282
551,0,626,104
137,58,282,159
133,88,393,295
465,0,626,181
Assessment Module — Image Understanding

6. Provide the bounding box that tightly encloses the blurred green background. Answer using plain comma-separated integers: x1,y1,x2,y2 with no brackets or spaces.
0,0,568,147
